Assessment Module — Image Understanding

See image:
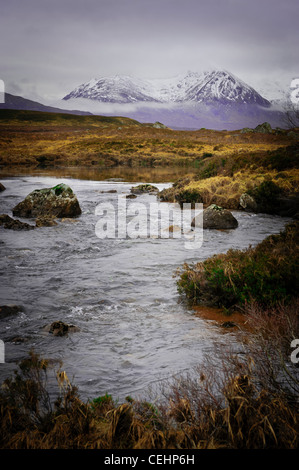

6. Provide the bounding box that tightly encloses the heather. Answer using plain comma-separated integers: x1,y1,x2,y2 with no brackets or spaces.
177,221,299,308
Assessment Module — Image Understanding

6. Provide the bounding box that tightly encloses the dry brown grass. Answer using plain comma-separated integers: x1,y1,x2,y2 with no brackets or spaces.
186,169,299,208
0,109,294,168
1,345,298,449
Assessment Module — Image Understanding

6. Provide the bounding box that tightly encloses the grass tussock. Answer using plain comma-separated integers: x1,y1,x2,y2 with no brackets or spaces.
177,221,299,308
158,142,299,210
0,109,296,168
1,344,298,449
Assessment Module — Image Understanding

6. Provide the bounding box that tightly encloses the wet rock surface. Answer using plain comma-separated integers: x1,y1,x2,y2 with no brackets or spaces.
130,184,159,195
192,204,238,229
0,214,35,230
35,215,58,227
44,320,80,337
0,305,24,320
12,183,81,218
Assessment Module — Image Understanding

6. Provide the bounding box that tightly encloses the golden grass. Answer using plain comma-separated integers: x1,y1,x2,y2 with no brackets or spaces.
1,348,298,449
0,109,295,167
186,169,299,208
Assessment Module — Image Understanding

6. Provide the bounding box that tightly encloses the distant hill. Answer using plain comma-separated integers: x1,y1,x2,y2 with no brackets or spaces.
0,92,92,116
61,70,288,130
63,70,271,106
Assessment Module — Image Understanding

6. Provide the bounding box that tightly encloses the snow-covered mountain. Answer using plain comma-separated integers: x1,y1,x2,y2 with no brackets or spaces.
63,70,271,107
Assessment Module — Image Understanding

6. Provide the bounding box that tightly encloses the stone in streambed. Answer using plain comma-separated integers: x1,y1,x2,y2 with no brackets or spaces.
130,184,159,195
12,183,81,218
0,214,35,230
191,204,238,229
35,215,58,227
0,182,6,192
0,305,24,320
43,320,80,337
239,193,258,212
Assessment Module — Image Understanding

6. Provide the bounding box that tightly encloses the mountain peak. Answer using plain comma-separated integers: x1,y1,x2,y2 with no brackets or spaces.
63,70,270,107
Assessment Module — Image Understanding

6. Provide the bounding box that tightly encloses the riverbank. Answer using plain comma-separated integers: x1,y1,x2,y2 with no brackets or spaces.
177,221,299,308
0,109,296,168
0,111,298,449
0,175,298,449
1,109,298,216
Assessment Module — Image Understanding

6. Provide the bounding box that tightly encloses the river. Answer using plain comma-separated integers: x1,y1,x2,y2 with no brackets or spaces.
0,167,291,402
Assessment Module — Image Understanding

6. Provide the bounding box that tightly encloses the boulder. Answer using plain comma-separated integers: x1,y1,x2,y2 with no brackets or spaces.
61,217,79,223
99,189,117,193
239,193,258,212
168,225,181,233
44,320,80,337
0,305,23,320
0,182,6,191
254,122,272,133
240,127,254,134
0,214,35,230
130,184,159,195
35,215,58,227
192,204,238,229
153,121,168,129
12,183,81,218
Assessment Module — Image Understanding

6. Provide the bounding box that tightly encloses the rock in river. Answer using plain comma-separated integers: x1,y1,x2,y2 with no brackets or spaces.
0,214,35,230
192,204,238,229
239,193,258,212
12,183,81,218
0,305,24,320
44,320,80,337
130,184,159,195
35,215,58,227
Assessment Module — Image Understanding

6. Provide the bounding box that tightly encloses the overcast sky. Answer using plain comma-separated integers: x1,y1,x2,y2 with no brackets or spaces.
1,0,298,102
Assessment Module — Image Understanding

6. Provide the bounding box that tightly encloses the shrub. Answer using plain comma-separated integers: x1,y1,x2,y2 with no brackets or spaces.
175,188,203,208
269,143,299,171
177,222,299,308
247,180,282,213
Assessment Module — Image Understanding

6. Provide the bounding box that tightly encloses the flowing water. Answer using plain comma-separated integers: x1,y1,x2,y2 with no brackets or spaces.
0,169,291,402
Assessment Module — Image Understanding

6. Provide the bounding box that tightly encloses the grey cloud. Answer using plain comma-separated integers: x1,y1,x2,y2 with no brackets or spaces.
0,0,298,100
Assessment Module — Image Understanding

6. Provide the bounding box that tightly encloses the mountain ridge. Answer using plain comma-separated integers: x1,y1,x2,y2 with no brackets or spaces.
63,70,271,107
0,92,92,115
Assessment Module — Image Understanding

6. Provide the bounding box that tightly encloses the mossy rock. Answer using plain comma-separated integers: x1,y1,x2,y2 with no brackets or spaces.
0,214,35,230
239,193,258,212
192,204,238,229
254,122,272,134
130,184,159,194
12,183,81,218
44,320,80,337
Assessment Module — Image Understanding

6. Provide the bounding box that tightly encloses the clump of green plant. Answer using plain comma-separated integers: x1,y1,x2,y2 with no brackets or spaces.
1,346,299,449
0,350,94,449
177,221,299,308
247,179,282,213
175,188,203,208
91,392,114,413
199,161,217,179
269,143,299,171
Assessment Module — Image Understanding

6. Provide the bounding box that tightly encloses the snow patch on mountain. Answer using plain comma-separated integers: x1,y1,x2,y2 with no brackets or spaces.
63,70,270,107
